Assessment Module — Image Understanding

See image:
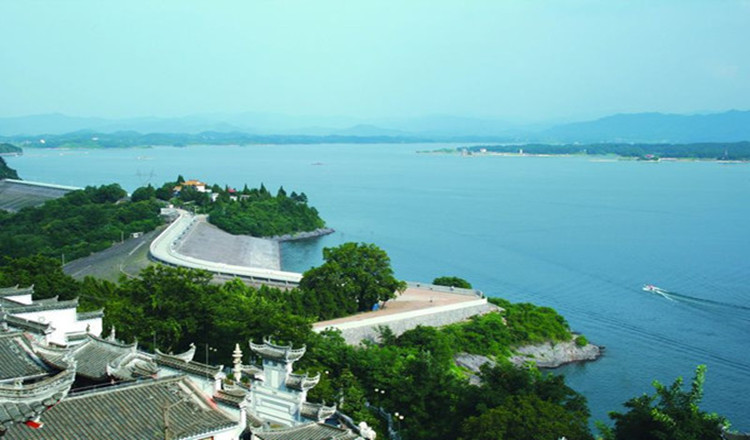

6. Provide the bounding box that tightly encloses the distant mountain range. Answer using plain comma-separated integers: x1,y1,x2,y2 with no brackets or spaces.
0,110,748,143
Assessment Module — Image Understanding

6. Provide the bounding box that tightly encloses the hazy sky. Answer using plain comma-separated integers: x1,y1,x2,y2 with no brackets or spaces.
1,1,748,122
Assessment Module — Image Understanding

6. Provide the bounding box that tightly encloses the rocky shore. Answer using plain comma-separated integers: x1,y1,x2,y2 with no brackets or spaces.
271,227,335,242
455,338,603,384
508,339,602,368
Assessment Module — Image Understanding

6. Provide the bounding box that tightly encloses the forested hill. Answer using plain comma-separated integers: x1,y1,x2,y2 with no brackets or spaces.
148,178,326,237
0,157,19,179
0,184,162,261
0,143,22,155
465,141,750,160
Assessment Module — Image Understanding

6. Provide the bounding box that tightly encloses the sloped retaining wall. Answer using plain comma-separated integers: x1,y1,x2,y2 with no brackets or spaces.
315,299,499,345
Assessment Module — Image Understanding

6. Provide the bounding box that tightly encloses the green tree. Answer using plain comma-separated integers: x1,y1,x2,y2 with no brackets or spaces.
603,365,725,440
131,184,156,202
155,182,175,200
299,243,406,318
460,394,592,440
433,276,473,289
0,255,80,300
0,157,19,179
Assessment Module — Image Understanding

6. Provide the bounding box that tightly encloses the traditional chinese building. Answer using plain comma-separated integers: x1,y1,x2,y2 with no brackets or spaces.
0,331,76,436
3,375,240,440
0,323,367,440
0,286,103,346
247,338,336,427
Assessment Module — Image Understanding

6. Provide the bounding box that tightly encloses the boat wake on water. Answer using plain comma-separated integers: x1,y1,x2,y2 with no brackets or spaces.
642,284,674,301
643,284,750,312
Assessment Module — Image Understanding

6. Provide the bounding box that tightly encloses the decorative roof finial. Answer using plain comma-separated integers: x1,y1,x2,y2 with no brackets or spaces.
233,343,243,381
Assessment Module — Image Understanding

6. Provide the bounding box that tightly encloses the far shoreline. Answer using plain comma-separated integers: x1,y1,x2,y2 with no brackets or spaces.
418,150,750,163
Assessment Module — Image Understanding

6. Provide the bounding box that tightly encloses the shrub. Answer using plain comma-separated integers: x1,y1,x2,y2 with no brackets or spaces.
433,276,472,289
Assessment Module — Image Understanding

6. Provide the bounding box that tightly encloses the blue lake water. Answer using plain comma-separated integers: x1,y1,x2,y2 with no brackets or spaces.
8,144,750,429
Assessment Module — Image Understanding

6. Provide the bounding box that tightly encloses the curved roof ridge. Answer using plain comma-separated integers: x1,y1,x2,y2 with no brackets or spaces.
88,333,138,350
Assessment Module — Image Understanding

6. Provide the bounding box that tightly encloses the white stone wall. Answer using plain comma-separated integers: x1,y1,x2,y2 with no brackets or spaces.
316,300,498,345
13,308,102,345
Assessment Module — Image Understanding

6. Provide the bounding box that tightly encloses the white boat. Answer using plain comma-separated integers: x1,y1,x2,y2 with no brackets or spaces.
643,284,673,300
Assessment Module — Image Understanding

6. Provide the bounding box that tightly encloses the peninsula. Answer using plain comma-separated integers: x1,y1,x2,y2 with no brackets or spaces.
422,141,750,161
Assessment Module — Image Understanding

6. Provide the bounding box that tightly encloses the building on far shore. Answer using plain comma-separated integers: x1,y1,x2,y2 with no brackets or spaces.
173,179,207,194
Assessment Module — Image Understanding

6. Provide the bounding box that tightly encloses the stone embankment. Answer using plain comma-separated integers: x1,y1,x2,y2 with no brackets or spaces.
313,285,496,345
270,227,335,242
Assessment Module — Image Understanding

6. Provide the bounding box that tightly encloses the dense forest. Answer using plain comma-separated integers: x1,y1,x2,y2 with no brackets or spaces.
148,176,326,237
0,184,162,261
464,141,750,160
0,157,19,179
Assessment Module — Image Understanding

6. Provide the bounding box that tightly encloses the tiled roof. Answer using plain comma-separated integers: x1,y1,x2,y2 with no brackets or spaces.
0,368,76,434
68,335,137,381
300,401,337,422
285,372,320,391
75,310,103,321
249,338,306,363
213,387,247,407
0,286,33,297
155,350,223,378
0,333,51,382
106,355,160,381
245,409,265,428
252,422,362,440
166,344,196,362
242,364,263,380
3,375,237,440
29,343,71,372
1,315,52,335
2,298,80,314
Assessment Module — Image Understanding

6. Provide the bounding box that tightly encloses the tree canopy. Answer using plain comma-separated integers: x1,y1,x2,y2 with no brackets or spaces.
299,242,406,318
0,156,19,179
151,177,326,237
601,365,726,440
433,276,473,289
0,184,161,261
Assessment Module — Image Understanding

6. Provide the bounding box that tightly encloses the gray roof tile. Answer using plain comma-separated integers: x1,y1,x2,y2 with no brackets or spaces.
252,422,362,440
4,375,237,440
0,333,51,382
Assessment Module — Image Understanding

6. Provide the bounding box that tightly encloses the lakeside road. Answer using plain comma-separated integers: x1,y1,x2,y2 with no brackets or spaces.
63,228,162,281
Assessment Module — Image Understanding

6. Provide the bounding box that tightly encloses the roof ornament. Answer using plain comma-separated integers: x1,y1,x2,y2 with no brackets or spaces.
108,326,116,342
